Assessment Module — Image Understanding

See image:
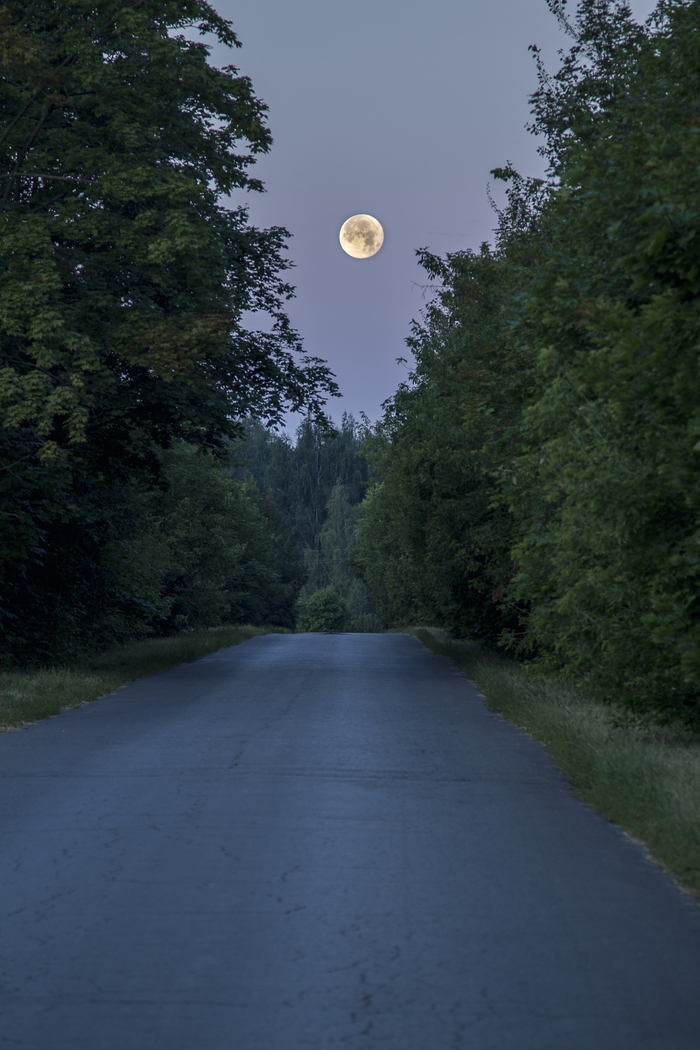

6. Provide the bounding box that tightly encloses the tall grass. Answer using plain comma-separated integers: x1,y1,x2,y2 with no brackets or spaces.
410,627,700,898
0,625,285,732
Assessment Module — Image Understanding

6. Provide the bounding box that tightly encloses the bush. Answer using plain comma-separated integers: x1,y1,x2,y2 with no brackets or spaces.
296,587,349,633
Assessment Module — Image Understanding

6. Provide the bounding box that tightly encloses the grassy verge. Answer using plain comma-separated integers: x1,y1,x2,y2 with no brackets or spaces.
408,626,700,898
0,625,286,732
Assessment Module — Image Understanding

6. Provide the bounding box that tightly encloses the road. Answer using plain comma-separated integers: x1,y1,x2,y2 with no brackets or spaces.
2,632,700,1049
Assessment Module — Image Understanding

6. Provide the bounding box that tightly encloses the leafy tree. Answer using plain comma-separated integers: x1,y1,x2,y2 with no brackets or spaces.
0,0,336,660
354,209,544,641
154,443,302,633
296,586,349,634
357,0,700,724
0,438,303,664
227,477,305,629
506,0,700,721
0,0,337,462
0,447,174,663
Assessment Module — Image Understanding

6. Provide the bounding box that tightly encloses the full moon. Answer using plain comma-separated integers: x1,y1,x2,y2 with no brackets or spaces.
339,214,384,259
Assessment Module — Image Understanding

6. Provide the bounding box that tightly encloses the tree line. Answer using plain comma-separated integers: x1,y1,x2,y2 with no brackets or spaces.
354,0,700,725
6,0,699,728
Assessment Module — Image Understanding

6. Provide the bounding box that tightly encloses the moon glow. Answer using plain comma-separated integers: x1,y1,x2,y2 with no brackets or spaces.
339,214,384,258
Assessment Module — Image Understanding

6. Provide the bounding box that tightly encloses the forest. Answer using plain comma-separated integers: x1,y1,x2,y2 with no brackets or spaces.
2,0,700,727
353,0,700,726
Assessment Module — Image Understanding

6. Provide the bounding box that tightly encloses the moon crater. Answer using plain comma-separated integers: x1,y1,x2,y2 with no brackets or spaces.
339,214,384,259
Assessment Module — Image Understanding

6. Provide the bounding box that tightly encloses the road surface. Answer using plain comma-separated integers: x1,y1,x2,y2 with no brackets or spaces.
2,632,700,1049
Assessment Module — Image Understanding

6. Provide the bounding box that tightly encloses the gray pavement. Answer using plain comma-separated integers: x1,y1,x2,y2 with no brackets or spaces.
2,632,700,1049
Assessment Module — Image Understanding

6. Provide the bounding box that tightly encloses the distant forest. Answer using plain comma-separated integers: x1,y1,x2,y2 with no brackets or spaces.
2,0,700,726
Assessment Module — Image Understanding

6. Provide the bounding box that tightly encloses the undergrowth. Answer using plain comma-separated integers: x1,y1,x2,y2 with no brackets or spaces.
409,627,700,899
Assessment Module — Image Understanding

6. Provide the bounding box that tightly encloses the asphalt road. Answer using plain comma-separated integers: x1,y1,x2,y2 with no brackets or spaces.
2,632,700,1049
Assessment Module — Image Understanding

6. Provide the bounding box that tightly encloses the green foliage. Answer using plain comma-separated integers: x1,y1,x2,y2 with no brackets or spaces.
0,0,336,663
153,442,303,634
0,440,303,664
239,414,380,630
356,0,700,724
0,0,337,461
507,0,700,721
0,452,174,663
239,414,369,547
302,481,380,631
354,233,541,641
296,586,349,634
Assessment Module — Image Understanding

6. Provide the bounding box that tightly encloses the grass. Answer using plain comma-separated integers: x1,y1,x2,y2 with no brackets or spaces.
408,626,700,899
0,625,286,732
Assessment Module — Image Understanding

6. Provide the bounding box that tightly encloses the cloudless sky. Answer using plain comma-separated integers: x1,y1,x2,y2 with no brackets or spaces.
210,0,658,427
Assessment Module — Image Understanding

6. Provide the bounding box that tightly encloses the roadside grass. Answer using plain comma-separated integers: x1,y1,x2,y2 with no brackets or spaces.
408,626,700,899
0,625,287,732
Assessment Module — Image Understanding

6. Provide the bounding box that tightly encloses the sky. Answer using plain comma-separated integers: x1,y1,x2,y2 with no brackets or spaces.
210,0,658,429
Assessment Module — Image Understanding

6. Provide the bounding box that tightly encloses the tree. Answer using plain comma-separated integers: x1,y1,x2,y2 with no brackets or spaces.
0,0,337,661
238,416,379,631
354,211,545,641
505,0,700,721
350,0,700,723
301,481,379,631
296,586,349,634
0,0,337,463
154,444,303,633
239,414,369,548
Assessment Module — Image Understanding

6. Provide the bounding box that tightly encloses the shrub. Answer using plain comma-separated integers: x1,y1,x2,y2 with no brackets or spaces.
296,587,349,633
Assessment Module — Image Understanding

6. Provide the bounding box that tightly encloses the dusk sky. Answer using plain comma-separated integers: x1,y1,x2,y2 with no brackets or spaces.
212,0,658,428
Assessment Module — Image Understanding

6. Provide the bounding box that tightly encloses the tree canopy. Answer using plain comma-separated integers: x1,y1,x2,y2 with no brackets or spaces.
0,0,337,662
0,0,337,465
355,0,700,725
